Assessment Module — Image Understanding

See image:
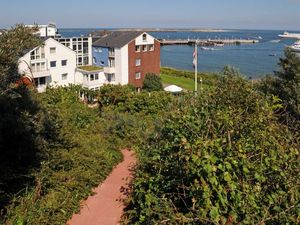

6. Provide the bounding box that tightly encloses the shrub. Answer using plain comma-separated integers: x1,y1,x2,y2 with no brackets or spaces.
123,75,300,224
143,73,163,91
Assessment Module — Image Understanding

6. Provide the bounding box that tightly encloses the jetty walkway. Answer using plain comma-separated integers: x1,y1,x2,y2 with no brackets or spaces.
159,38,259,46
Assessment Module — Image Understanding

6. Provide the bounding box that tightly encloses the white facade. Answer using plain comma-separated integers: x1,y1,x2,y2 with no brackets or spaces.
75,69,114,90
114,45,129,85
26,23,59,38
19,38,76,92
135,33,155,45
101,32,156,86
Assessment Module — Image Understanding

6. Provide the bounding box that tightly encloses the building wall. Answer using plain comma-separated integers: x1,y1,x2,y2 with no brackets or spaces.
116,45,129,85
45,39,77,86
55,37,93,66
75,70,107,90
19,38,77,92
128,38,160,88
92,46,109,67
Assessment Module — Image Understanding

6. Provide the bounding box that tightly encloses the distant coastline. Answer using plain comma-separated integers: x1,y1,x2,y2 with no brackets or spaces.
113,28,232,32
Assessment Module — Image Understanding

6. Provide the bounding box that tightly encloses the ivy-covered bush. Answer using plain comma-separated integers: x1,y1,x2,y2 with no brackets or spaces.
124,75,300,224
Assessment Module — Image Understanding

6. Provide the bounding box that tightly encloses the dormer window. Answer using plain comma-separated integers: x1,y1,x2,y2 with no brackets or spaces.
142,34,147,41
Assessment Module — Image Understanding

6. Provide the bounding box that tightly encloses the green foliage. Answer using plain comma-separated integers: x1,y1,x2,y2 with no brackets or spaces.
222,65,242,77
0,25,48,216
123,75,300,224
258,49,300,129
98,84,135,108
3,87,122,225
0,24,41,90
142,73,163,91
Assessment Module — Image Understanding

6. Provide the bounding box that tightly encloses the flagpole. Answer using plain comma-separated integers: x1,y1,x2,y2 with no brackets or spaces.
195,42,198,94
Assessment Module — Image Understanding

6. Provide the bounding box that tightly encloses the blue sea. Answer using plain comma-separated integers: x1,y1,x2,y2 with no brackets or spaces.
59,29,299,78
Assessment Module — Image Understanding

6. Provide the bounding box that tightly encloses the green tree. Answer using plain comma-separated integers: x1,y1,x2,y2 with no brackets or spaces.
0,25,51,214
142,73,163,91
0,24,40,90
259,49,300,125
222,65,242,77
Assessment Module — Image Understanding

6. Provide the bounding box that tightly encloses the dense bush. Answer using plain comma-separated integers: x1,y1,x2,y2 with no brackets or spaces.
0,25,50,216
142,73,163,91
258,49,300,130
123,75,300,224
98,84,174,115
3,87,122,225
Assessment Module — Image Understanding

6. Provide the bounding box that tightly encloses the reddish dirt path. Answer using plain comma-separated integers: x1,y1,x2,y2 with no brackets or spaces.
67,149,136,225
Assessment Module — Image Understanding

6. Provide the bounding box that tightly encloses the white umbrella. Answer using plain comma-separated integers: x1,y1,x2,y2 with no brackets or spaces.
164,85,183,93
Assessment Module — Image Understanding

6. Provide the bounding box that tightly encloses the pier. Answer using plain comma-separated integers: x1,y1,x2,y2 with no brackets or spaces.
159,38,259,46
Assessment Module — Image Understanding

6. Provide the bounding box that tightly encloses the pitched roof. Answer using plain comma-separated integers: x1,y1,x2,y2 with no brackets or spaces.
92,31,144,48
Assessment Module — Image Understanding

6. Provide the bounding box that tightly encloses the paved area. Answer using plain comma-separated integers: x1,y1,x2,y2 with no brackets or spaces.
67,149,136,225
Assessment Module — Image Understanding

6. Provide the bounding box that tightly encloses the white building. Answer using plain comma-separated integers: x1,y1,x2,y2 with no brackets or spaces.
92,31,160,89
55,37,93,66
19,38,106,92
19,38,76,92
75,67,112,90
26,23,60,38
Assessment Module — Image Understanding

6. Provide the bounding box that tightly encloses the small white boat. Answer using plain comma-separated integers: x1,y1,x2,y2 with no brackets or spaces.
278,32,300,39
214,43,224,47
201,47,215,51
289,41,300,52
270,39,281,43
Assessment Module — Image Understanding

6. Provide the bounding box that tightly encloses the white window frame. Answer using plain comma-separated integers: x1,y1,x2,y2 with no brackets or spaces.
50,61,56,68
50,47,56,54
142,45,147,52
148,44,154,51
135,45,141,52
61,73,68,80
61,60,67,66
135,72,141,80
136,59,141,66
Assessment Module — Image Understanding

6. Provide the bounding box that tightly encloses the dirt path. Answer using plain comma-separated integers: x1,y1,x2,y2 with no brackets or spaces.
67,149,136,225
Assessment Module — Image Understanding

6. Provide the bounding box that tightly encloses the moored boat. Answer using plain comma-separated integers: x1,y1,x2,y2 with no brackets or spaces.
278,31,300,39
289,41,300,52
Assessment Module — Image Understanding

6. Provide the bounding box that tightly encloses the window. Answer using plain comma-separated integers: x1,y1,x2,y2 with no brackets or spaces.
50,61,56,67
106,73,115,82
135,72,141,80
136,59,141,66
50,47,56,54
90,74,95,81
93,57,97,64
135,45,141,52
61,73,68,80
142,45,147,52
83,57,89,65
39,77,46,85
95,74,99,80
109,58,115,67
61,60,67,66
142,34,147,41
148,44,154,51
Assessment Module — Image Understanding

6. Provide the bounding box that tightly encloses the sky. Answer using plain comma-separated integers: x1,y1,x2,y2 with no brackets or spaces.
0,0,300,30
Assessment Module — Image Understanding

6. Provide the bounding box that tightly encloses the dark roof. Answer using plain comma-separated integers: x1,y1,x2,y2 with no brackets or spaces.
92,31,144,48
0,29,7,33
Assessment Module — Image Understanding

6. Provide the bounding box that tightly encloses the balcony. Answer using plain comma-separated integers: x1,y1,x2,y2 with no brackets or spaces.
33,70,51,78
104,67,115,74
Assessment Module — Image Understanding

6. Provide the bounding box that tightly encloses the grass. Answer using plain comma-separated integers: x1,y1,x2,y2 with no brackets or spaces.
78,65,103,71
160,67,219,91
161,74,197,91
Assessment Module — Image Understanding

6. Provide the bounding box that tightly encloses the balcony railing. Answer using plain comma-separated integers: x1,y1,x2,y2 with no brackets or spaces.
104,67,115,74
